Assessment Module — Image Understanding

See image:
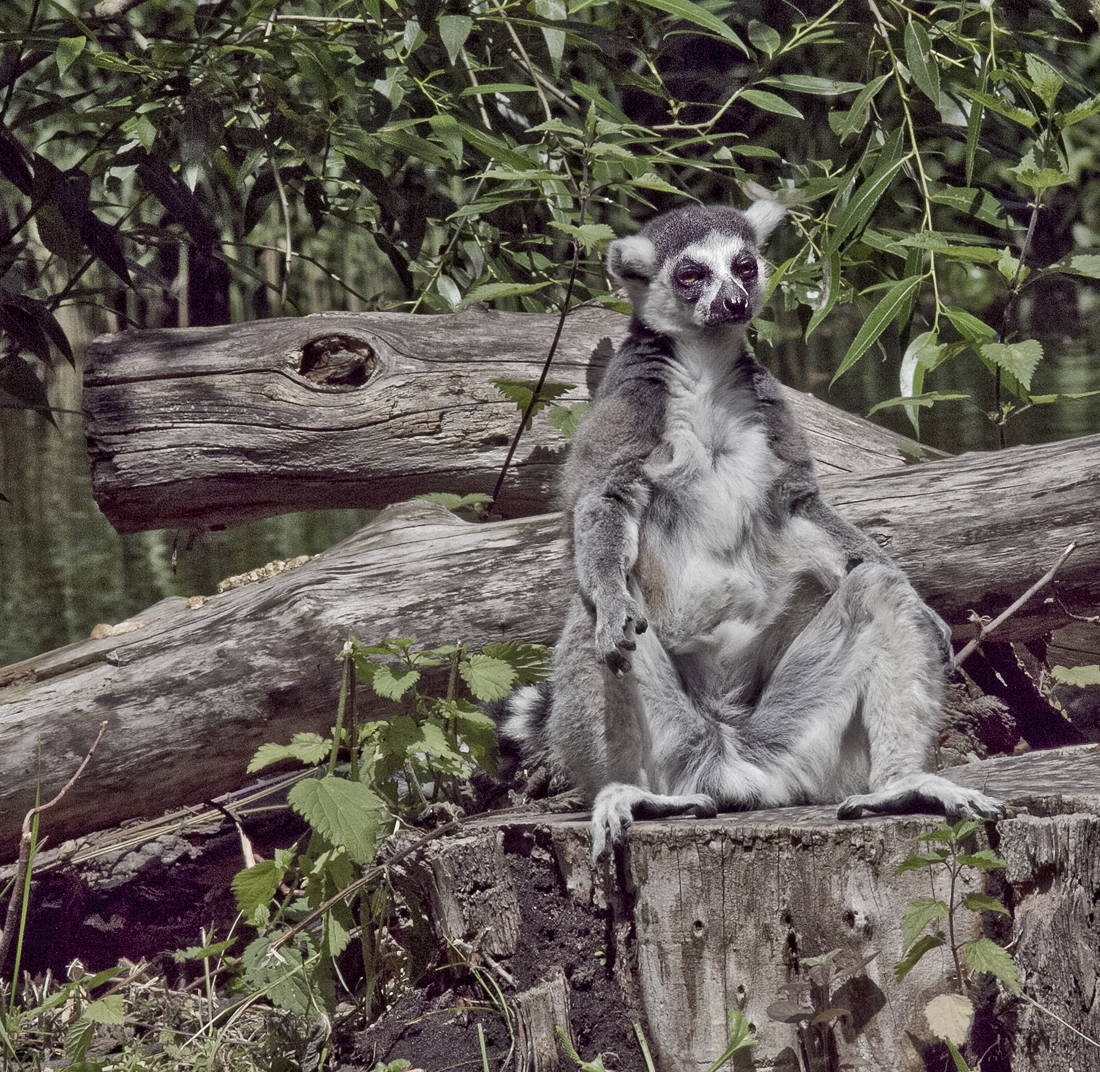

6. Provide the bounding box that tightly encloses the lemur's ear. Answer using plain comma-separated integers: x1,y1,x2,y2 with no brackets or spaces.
607,234,656,285
743,199,786,245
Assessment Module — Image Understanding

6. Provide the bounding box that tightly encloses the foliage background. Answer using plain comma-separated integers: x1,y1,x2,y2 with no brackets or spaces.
1,0,1099,662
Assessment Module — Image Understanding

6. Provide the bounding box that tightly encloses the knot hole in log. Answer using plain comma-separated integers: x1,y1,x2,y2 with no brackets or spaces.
299,334,377,388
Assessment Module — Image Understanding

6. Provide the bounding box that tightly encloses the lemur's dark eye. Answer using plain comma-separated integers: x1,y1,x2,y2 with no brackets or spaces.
675,263,707,287
734,255,758,281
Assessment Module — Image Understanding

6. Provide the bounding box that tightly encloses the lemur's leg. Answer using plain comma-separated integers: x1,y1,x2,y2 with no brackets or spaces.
751,562,1003,820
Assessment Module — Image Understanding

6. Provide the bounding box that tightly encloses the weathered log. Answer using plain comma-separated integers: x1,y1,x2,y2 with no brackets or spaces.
83,306,935,532
363,746,1100,1072
2,417,1099,858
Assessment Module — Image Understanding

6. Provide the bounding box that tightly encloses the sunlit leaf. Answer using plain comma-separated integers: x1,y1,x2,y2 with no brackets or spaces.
740,89,803,119
963,891,1011,916
288,776,389,864
1024,53,1062,110
902,896,950,948
1051,664,1100,687
894,932,945,982
633,0,749,53
964,937,1020,993
760,74,864,95
55,36,86,76
438,14,472,64
825,132,907,255
925,992,974,1045
248,732,331,772
976,340,1042,393
459,653,516,702
904,22,940,110
231,858,282,917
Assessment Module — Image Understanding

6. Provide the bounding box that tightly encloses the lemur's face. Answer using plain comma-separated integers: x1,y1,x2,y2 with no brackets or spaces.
607,202,784,339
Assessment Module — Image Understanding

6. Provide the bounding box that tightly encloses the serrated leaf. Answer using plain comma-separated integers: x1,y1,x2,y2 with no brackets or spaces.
955,849,1008,869
438,14,472,65
832,274,923,384
1044,253,1100,280
232,858,282,916
288,776,389,864
1024,53,1062,110
173,938,236,963
493,377,574,427
633,0,748,53
481,641,555,685
1061,93,1100,128
1051,664,1100,686
459,653,516,702
548,221,616,251
241,936,331,1015
740,89,803,119
976,340,1042,393
902,896,950,948
630,171,684,195
895,849,952,872
964,937,1020,992
925,992,974,1044
904,22,940,110
248,732,331,772
963,892,1011,916
65,1018,96,1063
82,994,125,1025
549,401,590,437
370,664,421,701
1013,168,1072,193
894,932,945,981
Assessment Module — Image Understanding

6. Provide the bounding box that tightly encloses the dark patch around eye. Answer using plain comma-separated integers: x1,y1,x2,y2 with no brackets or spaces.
675,261,708,287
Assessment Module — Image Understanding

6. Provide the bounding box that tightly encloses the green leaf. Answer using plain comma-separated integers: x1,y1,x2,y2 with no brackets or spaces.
460,653,517,702
904,22,940,110
481,641,555,685
493,377,574,426
1024,53,1062,110
955,849,1008,869
288,776,389,864
1060,93,1100,128
895,848,952,873
462,281,554,308
82,994,124,1024
805,248,842,340
1012,167,1072,193
416,491,493,514
759,74,864,95
55,36,87,75
704,1007,758,1072
964,937,1020,993
868,391,971,417
976,340,1043,393
241,936,332,1016
370,664,421,701
960,88,1037,128
902,897,950,949
438,14,473,64
829,73,891,141
825,132,908,255
549,401,590,437
172,938,236,963
549,221,616,251
747,20,781,58
740,89,803,119
930,186,1006,227
248,732,331,772
632,0,749,53
944,307,997,342
0,354,56,424
832,274,923,384
232,859,283,917
1051,664,1100,687
894,932,945,982
1042,253,1100,280
963,892,1011,916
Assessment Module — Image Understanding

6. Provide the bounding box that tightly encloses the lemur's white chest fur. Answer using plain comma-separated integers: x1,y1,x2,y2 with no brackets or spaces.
634,338,787,648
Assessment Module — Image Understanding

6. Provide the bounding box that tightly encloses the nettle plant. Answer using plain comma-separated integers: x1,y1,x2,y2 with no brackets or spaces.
230,636,551,1019
894,818,1017,1062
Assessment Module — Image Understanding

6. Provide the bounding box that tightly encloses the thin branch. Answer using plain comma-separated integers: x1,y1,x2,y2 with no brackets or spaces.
955,542,1077,666
0,721,109,972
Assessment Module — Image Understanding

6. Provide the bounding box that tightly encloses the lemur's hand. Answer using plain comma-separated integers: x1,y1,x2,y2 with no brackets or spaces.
594,592,648,676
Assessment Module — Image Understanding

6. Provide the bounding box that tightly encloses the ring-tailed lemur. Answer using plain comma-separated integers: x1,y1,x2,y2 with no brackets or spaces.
497,201,1004,858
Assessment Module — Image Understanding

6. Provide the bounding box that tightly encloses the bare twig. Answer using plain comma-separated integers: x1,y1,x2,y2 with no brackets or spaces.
0,721,109,972
955,542,1077,666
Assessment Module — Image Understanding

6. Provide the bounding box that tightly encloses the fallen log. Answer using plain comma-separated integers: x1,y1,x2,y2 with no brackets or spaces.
2,416,1099,858
83,306,935,532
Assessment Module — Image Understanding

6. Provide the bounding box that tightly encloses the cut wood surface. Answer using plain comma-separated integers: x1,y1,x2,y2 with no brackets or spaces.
412,748,1100,1072
1,442,1099,859
84,306,935,532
